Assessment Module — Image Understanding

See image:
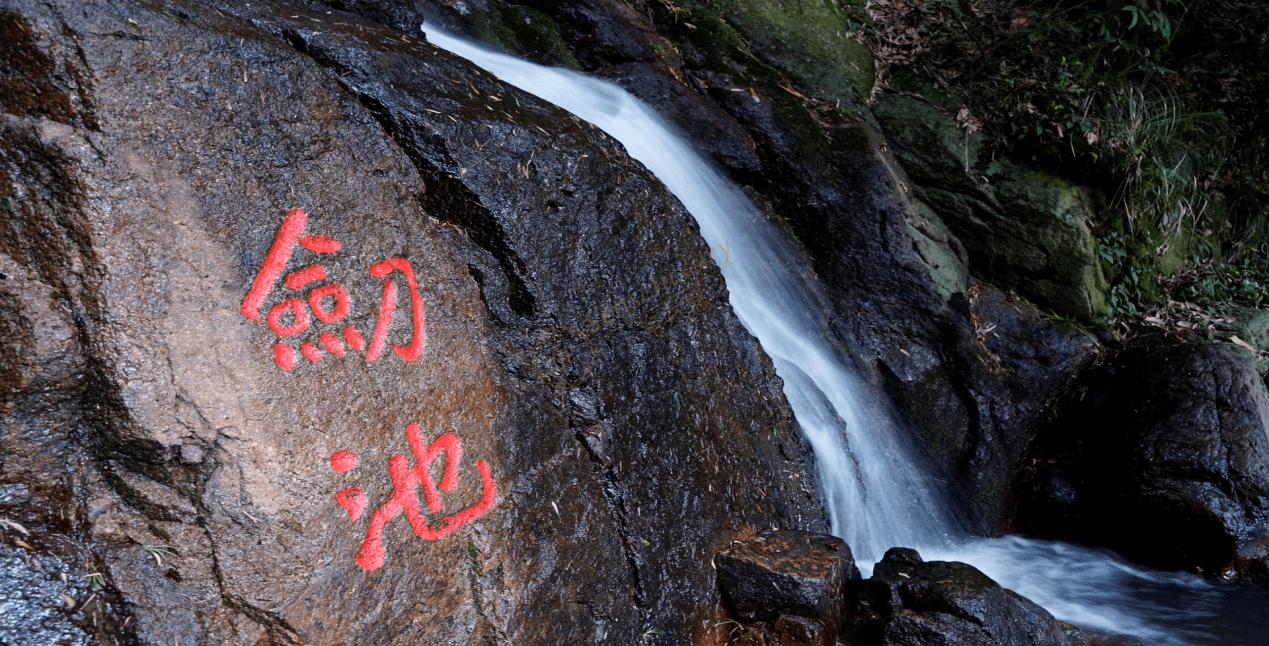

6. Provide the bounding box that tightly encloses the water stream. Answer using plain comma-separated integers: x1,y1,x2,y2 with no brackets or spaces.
423,24,1269,644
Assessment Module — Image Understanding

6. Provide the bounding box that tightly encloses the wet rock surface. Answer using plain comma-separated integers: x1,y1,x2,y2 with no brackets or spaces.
0,1,824,643
1019,341,1269,584
846,548,1082,646
873,95,1109,325
4,0,1267,644
384,0,1103,534
715,529,859,645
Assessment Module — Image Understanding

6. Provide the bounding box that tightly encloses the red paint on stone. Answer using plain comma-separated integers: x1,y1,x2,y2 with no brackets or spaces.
307,282,350,324
330,450,358,472
351,424,498,571
342,326,366,352
273,343,296,371
300,341,322,363
319,331,345,356
300,234,341,254
369,258,426,362
284,263,327,290
241,207,307,322
336,486,367,520
242,209,426,371
266,297,309,337
365,279,397,363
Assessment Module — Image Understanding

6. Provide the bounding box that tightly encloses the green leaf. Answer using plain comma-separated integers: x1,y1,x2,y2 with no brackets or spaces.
1124,5,1141,29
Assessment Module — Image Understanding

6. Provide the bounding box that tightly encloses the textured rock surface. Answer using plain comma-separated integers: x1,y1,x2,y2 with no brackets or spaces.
1019,342,1269,584
385,0,1099,535
715,529,859,644
0,1,825,643
874,95,1109,325
846,548,1082,646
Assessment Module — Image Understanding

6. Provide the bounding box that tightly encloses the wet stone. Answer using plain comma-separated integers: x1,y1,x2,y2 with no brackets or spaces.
716,530,859,645
848,548,1082,646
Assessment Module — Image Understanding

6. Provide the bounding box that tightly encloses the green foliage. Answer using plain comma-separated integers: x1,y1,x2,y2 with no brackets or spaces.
1099,87,1227,239
854,0,1268,325
1172,256,1268,309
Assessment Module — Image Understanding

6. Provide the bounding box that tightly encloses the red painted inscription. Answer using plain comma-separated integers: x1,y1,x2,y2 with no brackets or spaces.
328,425,497,571
240,208,427,371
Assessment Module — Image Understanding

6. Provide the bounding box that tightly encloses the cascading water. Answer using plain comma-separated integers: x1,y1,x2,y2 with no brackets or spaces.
423,24,1269,644
422,19,957,570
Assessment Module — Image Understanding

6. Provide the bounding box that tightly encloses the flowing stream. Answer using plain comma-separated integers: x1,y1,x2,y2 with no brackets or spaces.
423,24,1269,644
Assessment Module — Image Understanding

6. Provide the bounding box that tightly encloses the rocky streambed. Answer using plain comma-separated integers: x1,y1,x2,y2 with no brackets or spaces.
1,1,1267,645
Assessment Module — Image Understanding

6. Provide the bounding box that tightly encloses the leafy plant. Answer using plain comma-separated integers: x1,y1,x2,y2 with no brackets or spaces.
854,0,1266,326
1099,86,1227,238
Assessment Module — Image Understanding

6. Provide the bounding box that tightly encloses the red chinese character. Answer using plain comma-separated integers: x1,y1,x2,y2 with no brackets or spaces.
239,208,427,370
366,257,426,363
327,424,497,572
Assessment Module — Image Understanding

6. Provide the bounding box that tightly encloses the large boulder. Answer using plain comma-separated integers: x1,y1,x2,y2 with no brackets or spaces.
1018,342,1269,584
846,548,1082,646
0,1,825,643
383,0,1099,534
874,95,1110,326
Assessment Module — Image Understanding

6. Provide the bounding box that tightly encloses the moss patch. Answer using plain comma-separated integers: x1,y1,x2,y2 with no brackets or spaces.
466,5,579,69
720,0,874,105
876,93,1109,324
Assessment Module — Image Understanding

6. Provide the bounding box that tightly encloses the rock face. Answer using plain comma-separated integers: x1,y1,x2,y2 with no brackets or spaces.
0,1,825,643
874,95,1110,325
1019,342,1269,583
846,548,1081,646
715,530,860,645
377,0,1100,535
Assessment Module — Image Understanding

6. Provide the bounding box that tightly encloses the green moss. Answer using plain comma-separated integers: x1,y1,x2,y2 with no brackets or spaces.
1154,228,1192,276
657,1,873,110
1233,308,1269,351
721,0,874,105
467,5,579,69
653,2,757,73
995,166,1110,323
873,95,985,197
906,201,968,301
875,93,1109,323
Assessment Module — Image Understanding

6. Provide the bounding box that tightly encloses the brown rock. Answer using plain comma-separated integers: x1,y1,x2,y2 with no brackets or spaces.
0,1,824,643
716,530,859,645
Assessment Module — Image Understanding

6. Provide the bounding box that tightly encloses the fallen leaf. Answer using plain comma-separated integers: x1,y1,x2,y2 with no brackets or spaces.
1230,336,1257,353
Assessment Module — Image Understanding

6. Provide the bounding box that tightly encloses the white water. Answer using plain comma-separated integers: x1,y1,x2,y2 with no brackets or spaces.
423,24,1264,644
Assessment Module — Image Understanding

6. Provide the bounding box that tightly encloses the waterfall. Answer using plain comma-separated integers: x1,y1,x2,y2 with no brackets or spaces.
423,24,1265,644
421,21,957,566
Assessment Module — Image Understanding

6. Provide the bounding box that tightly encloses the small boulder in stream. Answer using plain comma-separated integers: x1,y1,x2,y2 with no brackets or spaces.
845,548,1082,646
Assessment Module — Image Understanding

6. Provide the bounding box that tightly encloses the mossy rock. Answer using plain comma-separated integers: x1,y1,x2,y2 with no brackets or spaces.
720,0,874,106
873,94,988,201
875,94,1109,324
993,165,1110,323
1154,228,1193,275
466,5,579,69
906,200,969,301
1231,307,1269,352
